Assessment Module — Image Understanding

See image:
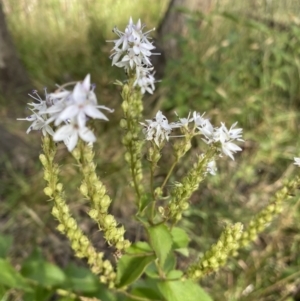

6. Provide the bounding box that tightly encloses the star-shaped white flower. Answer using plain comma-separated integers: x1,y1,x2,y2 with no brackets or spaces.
54,74,113,128
53,121,96,152
140,111,174,146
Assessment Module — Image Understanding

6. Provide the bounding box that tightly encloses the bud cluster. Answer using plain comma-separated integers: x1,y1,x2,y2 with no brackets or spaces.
75,142,131,251
40,136,116,286
186,223,244,280
236,178,300,250
162,149,217,224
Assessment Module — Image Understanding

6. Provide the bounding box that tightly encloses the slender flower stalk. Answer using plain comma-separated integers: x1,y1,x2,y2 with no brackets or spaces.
162,147,218,224
109,17,160,207
120,82,145,206
231,177,300,254
73,141,131,252
185,223,244,280
40,135,116,287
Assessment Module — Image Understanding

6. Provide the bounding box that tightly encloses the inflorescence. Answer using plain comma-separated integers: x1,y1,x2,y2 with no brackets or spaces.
140,110,244,162
108,17,159,94
18,74,113,151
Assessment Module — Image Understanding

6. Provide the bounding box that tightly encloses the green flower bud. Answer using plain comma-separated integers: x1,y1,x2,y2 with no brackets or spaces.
44,187,53,197
61,204,70,215
51,206,60,218
57,224,65,233
66,218,77,230
71,241,80,251
175,213,182,221
56,183,63,192
124,152,131,163
89,173,98,183
80,236,89,246
201,260,209,268
154,187,163,198
123,240,131,249
80,183,88,196
39,154,48,166
116,241,124,250
158,206,165,216
121,100,129,112
89,209,98,219
85,151,94,163
73,229,82,241
43,171,51,181
100,195,111,209
180,202,189,210
104,215,117,228
72,148,80,161
120,118,127,129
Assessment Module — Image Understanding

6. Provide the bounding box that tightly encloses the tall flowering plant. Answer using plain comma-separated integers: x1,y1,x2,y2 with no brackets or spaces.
17,17,300,301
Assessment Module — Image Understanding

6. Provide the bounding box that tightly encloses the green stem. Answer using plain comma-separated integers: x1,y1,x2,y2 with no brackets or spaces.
160,159,178,191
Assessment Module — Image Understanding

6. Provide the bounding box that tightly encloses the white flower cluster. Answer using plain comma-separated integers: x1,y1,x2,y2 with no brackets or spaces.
140,111,173,146
192,112,243,160
18,74,113,152
141,111,244,161
108,17,158,94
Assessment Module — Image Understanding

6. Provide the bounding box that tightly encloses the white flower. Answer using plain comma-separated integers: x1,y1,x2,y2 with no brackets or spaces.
294,157,300,166
54,74,113,128
171,112,193,128
193,112,215,141
140,111,174,146
53,122,96,152
194,113,243,160
17,91,54,136
215,123,243,160
134,68,156,94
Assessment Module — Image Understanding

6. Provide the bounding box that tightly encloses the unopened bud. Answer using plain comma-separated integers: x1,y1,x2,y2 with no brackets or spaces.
80,183,88,196
44,187,53,196
120,119,127,129
39,154,47,166
56,183,63,192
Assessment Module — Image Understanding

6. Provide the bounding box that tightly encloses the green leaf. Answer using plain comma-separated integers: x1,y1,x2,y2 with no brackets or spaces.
126,242,153,254
0,284,7,298
163,252,176,274
0,258,32,291
157,279,213,301
139,193,152,213
117,255,155,288
125,287,162,301
0,235,13,258
64,264,116,301
174,248,189,257
148,224,173,266
171,228,190,249
63,263,99,293
23,286,54,301
21,249,66,287
166,270,183,280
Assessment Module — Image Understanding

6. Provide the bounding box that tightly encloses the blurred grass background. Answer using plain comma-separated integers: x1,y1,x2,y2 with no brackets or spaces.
1,0,300,300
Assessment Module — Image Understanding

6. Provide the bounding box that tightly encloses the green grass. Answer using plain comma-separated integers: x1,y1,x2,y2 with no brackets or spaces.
2,0,300,300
